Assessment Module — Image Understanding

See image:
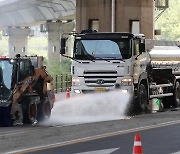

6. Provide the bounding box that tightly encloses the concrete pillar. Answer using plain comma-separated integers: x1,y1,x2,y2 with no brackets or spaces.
8,27,31,58
140,0,154,39
76,0,154,39
76,0,111,32
47,21,61,65
47,21,75,65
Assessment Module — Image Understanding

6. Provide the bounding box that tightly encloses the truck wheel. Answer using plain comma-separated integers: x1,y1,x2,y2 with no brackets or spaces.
22,101,37,124
138,84,148,113
173,81,180,107
37,98,51,121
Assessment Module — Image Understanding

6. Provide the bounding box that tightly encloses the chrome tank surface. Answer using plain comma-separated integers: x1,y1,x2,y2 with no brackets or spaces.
149,46,180,61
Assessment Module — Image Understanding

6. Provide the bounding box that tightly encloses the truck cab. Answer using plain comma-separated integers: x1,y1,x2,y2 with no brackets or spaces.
0,58,14,105
61,31,149,97
0,56,35,106
0,55,54,126
61,30,180,113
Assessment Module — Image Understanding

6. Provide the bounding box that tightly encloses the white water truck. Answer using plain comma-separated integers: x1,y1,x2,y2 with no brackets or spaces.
60,30,180,113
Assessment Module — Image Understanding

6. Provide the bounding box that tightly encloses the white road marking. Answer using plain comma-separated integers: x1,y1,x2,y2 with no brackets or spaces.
75,148,120,154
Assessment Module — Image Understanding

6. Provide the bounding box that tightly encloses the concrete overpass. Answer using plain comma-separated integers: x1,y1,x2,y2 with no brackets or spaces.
0,0,168,63
0,0,75,27
0,0,76,63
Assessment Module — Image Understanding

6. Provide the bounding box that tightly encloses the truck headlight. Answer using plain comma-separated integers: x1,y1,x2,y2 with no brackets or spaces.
121,89,128,93
72,77,80,86
121,78,133,86
74,89,81,94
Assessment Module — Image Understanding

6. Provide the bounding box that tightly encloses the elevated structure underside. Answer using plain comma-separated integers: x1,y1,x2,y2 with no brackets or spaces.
0,0,169,28
0,0,76,27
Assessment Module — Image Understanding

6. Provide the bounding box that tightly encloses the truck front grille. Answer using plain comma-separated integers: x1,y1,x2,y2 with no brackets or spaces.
84,70,117,87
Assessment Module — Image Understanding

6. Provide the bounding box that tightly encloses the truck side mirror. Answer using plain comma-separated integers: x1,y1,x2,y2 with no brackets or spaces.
60,37,66,55
139,43,145,54
29,65,35,76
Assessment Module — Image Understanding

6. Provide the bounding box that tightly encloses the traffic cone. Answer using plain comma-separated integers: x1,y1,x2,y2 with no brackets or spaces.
53,94,56,102
133,134,143,154
66,88,70,99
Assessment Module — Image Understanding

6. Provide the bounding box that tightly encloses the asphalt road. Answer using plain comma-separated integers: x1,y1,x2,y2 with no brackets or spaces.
1,93,180,154
24,122,180,154
0,110,180,154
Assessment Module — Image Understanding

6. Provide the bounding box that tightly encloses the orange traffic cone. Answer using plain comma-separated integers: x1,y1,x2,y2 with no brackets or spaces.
53,94,56,102
66,88,70,99
133,134,143,154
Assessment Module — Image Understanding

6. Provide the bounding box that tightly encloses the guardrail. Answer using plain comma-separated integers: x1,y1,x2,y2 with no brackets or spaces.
53,74,72,93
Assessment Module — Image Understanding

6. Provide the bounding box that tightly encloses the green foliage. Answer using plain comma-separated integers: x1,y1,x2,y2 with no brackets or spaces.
60,59,72,73
28,37,47,57
0,35,71,77
28,37,72,77
46,59,71,77
47,59,72,92
155,0,180,40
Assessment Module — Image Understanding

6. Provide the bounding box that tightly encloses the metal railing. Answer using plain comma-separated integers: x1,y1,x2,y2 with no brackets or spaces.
155,0,169,21
53,74,72,93
155,0,169,9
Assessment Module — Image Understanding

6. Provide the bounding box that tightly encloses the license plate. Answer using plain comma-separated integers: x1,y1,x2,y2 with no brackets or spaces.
94,87,106,92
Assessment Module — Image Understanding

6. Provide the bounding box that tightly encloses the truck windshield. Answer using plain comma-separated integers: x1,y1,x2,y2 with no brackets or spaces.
74,39,131,60
0,60,13,100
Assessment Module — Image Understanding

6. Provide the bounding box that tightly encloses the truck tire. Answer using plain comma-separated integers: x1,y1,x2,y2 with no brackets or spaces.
37,98,51,122
22,100,37,124
138,83,148,113
124,99,137,116
172,81,180,107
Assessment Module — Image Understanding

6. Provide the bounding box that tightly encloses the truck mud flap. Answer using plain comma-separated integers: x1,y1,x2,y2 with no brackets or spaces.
0,105,13,127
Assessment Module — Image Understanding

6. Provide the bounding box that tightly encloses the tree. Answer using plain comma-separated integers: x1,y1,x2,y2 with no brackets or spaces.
46,59,72,92
155,0,180,40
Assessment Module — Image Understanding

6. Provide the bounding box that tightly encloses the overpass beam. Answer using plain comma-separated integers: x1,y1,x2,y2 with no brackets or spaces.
7,27,31,58
76,0,154,39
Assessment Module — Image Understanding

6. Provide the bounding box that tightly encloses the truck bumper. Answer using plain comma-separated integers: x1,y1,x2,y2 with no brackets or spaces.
71,85,134,97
